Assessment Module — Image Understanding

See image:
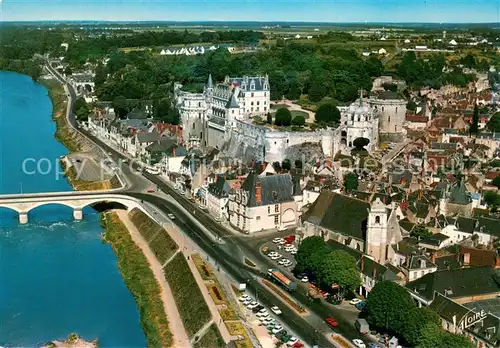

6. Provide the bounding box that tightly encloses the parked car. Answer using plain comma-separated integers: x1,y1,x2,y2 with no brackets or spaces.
350,298,363,305
287,337,299,346
256,309,268,317
273,237,282,243
167,213,175,220
272,325,284,334
325,317,339,328
367,343,381,348
252,305,264,313
259,314,271,322
271,306,282,315
238,294,250,302
301,276,309,283
262,317,274,326
242,299,252,306
355,301,366,310
247,301,260,309
352,339,366,348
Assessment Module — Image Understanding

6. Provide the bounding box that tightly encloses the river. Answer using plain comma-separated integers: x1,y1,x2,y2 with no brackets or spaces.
0,72,146,347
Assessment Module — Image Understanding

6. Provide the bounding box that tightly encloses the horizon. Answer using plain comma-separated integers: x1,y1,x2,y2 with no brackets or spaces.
2,0,499,23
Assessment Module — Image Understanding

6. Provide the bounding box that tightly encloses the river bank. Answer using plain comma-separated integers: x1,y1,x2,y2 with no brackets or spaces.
101,211,176,347
43,333,98,348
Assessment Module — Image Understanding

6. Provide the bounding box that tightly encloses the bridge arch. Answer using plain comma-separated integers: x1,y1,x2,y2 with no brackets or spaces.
0,194,145,225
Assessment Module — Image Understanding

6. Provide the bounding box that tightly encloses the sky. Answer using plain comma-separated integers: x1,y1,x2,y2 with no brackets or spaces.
1,0,499,23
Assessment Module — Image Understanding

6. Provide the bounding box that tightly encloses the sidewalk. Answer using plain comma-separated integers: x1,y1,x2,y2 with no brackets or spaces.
114,210,191,348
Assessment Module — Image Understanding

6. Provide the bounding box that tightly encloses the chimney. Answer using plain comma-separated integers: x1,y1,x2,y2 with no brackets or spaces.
255,182,262,205
463,252,470,265
326,156,332,168
431,252,436,263
361,256,365,272
172,147,176,157
372,262,377,278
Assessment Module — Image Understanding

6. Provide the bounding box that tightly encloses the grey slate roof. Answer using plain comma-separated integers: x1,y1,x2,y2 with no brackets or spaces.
419,233,450,247
448,180,472,205
303,191,369,240
208,178,230,199
241,172,294,207
406,266,500,302
228,76,269,91
137,132,162,143
226,93,240,109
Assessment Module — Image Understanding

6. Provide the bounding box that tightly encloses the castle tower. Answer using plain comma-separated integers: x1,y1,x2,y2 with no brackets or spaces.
366,198,389,264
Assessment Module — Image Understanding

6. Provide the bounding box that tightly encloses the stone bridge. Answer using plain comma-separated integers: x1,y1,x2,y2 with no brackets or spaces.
0,191,143,224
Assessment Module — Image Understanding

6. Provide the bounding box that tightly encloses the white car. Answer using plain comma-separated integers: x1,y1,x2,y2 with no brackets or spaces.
263,318,275,326
247,301,260,309
256,309,268,318
290,250,297,255
283,261,293,267
258,314,271,322
278,259,287,265
301,276,309,283
242,299,252,306
271,306,282,315
167,213,175,220
352,339,366,348
272,325,284,334
238,294,250,302
278,239,286,245
273,237,282,243
287,337,299,346
350,298,363,305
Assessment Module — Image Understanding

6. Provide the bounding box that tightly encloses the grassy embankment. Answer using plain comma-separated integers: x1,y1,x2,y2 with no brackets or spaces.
193,254,253,348
193,324,225,348
101,211,173,347
129,209,215,340
41,78,121,191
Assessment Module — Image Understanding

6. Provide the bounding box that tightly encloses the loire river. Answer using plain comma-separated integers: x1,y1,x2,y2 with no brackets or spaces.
0,72,146,346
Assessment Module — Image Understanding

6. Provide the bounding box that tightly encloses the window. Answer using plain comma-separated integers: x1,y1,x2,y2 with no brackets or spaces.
251,107,254,112
232,110,234,114
264,101,267,105
256,216,261,221
268,206,271,214
257,101,260,105
274,216,279,224
388,115,391,122
375,215,380,224
275,204,279,212
198,102,201,107
256,107,259,111
382,106,385,112
251,101,254,106
251,92,254,97
264,107,267,111
395,107,398,113
193,123,195,130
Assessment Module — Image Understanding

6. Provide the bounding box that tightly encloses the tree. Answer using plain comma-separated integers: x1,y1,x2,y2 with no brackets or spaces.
407,100,418,111
291,115,306,126
417,323,444,348
410,224,432,239
295,236,328,274
281,159,292,171
308,82,325,102
470,104,479,135
272,161,282,173
317,250,361,298
73,97,90,122
266,112,273,124
402,307,441,347
344,172,358,192
315,103,341,125
64,66,72,76
484,191,500,211
366,281,416,333
275,108,292,127
112,96,129,119
440,332,475,348
492,176,500,189
353,137,370,150
486,112,500,132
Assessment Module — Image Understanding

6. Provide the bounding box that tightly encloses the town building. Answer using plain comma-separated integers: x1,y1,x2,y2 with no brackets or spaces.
228,172,302,233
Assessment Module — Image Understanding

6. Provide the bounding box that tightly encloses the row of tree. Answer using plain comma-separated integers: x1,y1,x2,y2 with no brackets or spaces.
366,281,473,348
295,236,361,299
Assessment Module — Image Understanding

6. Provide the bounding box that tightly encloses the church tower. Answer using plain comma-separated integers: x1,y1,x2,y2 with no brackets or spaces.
366,198,389,264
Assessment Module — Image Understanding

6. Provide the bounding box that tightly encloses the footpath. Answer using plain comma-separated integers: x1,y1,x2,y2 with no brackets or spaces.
114,210,191,348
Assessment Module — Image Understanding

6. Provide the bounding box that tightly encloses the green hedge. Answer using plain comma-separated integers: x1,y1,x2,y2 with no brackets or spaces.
194,324,225,348
102,212,172,347
163,254,211,337
149,231,179,265
129,208,164,242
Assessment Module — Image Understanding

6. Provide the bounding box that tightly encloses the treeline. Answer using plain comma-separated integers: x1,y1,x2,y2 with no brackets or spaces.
95,42,384,105
0,58,43,80
0,28,66,59
397,51,477,89
65,30,263,67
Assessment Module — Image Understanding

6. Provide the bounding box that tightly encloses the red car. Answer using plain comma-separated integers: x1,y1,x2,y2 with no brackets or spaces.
291,343,304,348
325,317,339,328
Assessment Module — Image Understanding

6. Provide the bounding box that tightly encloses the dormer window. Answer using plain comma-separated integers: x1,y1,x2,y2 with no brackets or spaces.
250,81,256,90
263,82,269,90
375,216,380,224
241,83,247,90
